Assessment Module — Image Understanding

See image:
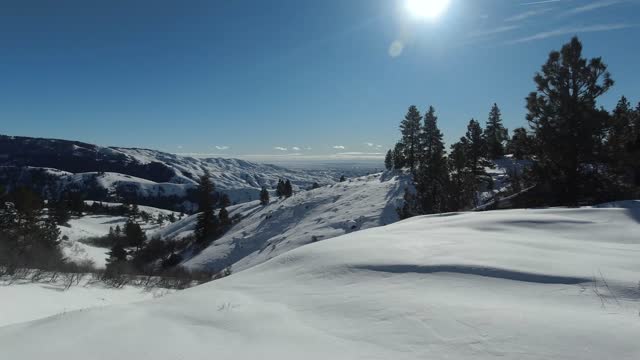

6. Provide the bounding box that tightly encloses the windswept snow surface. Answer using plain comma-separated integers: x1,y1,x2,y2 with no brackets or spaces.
165,172,409,272
2,202,638,359
0,280,172,328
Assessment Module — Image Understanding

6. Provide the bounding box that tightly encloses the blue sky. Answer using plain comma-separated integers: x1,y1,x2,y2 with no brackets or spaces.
1,0,639,162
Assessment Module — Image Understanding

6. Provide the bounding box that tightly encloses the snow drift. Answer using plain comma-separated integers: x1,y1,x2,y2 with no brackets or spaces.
1,202,638,359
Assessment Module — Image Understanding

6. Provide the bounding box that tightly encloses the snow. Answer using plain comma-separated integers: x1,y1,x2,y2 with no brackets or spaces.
166,172,410,272
0,279,172,328
1,201,638,359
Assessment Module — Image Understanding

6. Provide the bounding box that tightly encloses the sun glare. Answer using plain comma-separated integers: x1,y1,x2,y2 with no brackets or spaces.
406,0,451,20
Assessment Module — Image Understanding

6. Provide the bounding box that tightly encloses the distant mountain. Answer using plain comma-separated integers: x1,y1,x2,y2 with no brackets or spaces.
0,134,338,210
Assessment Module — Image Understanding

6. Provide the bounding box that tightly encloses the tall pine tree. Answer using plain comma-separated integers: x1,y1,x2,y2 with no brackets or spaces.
464,119,488,177
384,150,393,170
399,105,422,173
194,171,218,244
526,36,613,205
506,127,533,160
392,142,406,169
484,103,509,159
448,139,476,210
415,106,449,214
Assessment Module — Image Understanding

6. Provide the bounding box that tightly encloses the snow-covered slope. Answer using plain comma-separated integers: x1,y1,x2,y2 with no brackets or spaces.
0,135,342,207
156,172,410,272
1,202,638,359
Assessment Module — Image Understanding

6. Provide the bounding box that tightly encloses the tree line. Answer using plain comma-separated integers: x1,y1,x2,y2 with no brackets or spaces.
386,37,639,218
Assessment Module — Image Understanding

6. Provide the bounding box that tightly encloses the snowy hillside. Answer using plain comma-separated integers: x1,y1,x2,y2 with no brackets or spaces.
1,202,638,359
0,135,342,207
155,172,410,272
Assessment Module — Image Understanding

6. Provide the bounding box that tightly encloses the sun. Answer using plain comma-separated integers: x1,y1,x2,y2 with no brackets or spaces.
406,0,451,20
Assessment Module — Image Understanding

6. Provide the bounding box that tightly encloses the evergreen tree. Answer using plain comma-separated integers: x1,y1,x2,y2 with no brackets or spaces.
105,243,128,277
484,103,509,159
399,105,422,173
606,96,632,185
415,106,449,214
506,127,534,160
259,186,270,205
194,171,218,243
526,36,613,205
608,96,632,156
114,225,122,238
66,191,85,216
392,142,406,169
448,140,476,209
339,175,346,182
219,207,231,227
276,179,285,198
50,198,71,226
384,150,393,170
397,188,419,220
464,119,488,176
129,203,140,219
219,194,231,208
124,219,146,250
284,180,293,197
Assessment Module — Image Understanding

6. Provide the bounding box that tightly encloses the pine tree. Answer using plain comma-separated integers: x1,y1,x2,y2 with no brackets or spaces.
260,186,270,205
129,203,140,219
384,150,393,170
400,105,422,173
194,171,218,243
484,103,509,159
464,119,488,176
392,142,406,169
51,198,71,226
606,96,634,179
114,225,122,238
506,127,533,160
219,207,231,227
219,194,231,208
526,36,613,205
608,96,632,152
397,188,419,220
415,106,449,214
107,243,127,269
276,180,285,198
124,219,146,250
448,139,476,209
284,180,293,197
339,175,346,182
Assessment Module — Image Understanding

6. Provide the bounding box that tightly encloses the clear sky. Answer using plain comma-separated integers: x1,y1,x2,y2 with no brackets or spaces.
1,0,639,162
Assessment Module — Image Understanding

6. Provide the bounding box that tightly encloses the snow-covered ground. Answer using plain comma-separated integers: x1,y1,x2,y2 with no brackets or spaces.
158,172,410,272
1,202,638,359
0,278,172,328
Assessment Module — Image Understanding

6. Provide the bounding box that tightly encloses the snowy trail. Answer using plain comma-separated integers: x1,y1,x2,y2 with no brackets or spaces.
1,202,638,359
